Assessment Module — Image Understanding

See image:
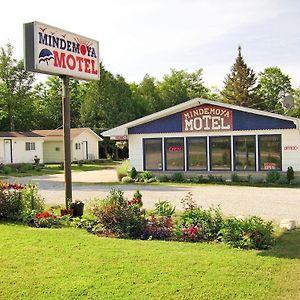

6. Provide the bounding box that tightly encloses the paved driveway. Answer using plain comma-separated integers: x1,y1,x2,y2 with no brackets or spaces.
9,169,300,223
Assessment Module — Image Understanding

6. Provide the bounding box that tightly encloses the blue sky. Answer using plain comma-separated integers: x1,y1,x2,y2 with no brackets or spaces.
1,0,299,88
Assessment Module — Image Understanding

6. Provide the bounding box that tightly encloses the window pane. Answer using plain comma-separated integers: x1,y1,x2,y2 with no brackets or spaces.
165,138,184,170
25,142,30,151
187,137,207,170
32,143,36,150
210,136,231,170
259,135,281,170
144,139,162,170
234,136,256,171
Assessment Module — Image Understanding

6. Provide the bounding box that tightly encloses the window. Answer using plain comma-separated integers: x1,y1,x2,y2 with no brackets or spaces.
259,135,281,170
165,138,184,170
144,138,163,170
75,143,81,150
55,147,60,151
234,136,256,171
25,142,35,151
210,136,231,170
187,137,207,170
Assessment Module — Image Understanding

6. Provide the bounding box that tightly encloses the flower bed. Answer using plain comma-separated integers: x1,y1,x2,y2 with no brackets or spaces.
85,189,274,250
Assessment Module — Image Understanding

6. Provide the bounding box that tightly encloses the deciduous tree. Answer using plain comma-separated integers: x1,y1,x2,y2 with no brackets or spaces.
255,67,292,113
0,43,35,131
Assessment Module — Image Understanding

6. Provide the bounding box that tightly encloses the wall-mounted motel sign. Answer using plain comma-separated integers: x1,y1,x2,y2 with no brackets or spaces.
182,105,233,132
24,21,100,80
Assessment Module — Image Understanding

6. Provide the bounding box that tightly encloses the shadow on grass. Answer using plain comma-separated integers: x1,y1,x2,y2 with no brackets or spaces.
259,229,300,259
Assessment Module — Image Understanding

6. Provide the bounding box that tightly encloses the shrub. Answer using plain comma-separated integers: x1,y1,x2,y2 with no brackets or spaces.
129,167,138,179
287,166,294,183
220,216,274,250
140,171,153,181
146,177,157,183
177,192,223,241
0,182,45,221
153,200,175,217
128,190,143,207
121,176,134,183
208,175,224,183
144,214,173,240
190,175,209,184
116,160,130,181
276,177,288,185
251,177,264,184
290,178,300,186
231,173,241,183
157,175,170,182
178,206,224,242
170,172,185,183
19,163,33,173
3,166,12,175
133,190,142,200
266,170,280,183
92,189,145,238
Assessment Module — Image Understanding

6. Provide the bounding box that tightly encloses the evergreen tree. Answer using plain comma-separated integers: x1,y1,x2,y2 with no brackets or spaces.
221,46,257,107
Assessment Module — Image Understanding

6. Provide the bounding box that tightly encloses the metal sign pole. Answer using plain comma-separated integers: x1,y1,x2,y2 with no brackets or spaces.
61,75,72,208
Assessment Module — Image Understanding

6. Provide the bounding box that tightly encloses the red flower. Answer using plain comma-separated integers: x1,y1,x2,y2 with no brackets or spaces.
35,211,51,219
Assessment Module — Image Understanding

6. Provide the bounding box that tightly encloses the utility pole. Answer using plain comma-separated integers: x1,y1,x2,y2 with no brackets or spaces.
61,75,72,208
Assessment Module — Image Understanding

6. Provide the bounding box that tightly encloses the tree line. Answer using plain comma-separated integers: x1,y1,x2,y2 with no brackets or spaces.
1,43,300,135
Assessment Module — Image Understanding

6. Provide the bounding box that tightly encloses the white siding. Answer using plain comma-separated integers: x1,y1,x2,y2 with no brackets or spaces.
0,138,44,164
43,141,64,163
281,130,300,171
72,130,100,161
13,139,44,164
128,129,300,172
0,140,4,163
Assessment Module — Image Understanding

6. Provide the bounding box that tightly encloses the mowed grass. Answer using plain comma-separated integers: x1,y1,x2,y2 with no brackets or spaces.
0,223,300,300
1,161,121,178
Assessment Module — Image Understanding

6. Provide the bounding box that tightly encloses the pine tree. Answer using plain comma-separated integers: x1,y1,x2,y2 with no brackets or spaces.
221,46,257,107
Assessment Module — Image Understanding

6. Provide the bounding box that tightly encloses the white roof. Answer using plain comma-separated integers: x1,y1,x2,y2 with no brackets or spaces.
102,98,300,137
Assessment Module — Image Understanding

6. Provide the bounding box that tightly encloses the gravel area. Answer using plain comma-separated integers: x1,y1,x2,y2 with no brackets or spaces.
8,169,300,223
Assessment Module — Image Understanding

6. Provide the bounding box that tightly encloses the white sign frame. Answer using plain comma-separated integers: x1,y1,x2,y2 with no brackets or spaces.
24,21,100,81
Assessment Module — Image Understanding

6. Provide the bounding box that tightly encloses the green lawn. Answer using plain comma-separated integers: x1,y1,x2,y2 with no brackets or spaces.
0,160,120,178
0,223,299,299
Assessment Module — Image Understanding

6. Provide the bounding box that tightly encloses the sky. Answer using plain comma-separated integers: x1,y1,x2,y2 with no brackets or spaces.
1,0,300,89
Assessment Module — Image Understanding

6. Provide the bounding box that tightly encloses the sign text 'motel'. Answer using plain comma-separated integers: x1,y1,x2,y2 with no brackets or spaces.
182,105,233,132
24,21,100,80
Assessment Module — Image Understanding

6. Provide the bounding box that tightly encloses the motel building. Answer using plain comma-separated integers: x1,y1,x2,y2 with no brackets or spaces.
102,98,300,175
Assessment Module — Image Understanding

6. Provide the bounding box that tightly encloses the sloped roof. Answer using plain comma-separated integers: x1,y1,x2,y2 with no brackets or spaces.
102,98,300,137
0,131,43,138
33,128,102,141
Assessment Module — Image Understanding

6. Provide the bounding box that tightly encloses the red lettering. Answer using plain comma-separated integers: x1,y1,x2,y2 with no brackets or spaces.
53,51,66,69
66,54,76,70
91,60,98,75
84,58,91,73
77,56,84,72
50,51,98,77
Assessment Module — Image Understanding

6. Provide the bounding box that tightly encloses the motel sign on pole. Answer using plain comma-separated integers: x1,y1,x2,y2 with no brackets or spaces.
24,21,100,208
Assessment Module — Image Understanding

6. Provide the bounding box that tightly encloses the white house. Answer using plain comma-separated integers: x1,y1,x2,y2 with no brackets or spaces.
33,128,102,163
102,98,300,173
0,132,44,164
0,128,101,165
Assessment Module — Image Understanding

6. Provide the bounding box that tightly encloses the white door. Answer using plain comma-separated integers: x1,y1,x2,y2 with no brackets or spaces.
82,141,88,160
4,139,12,164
